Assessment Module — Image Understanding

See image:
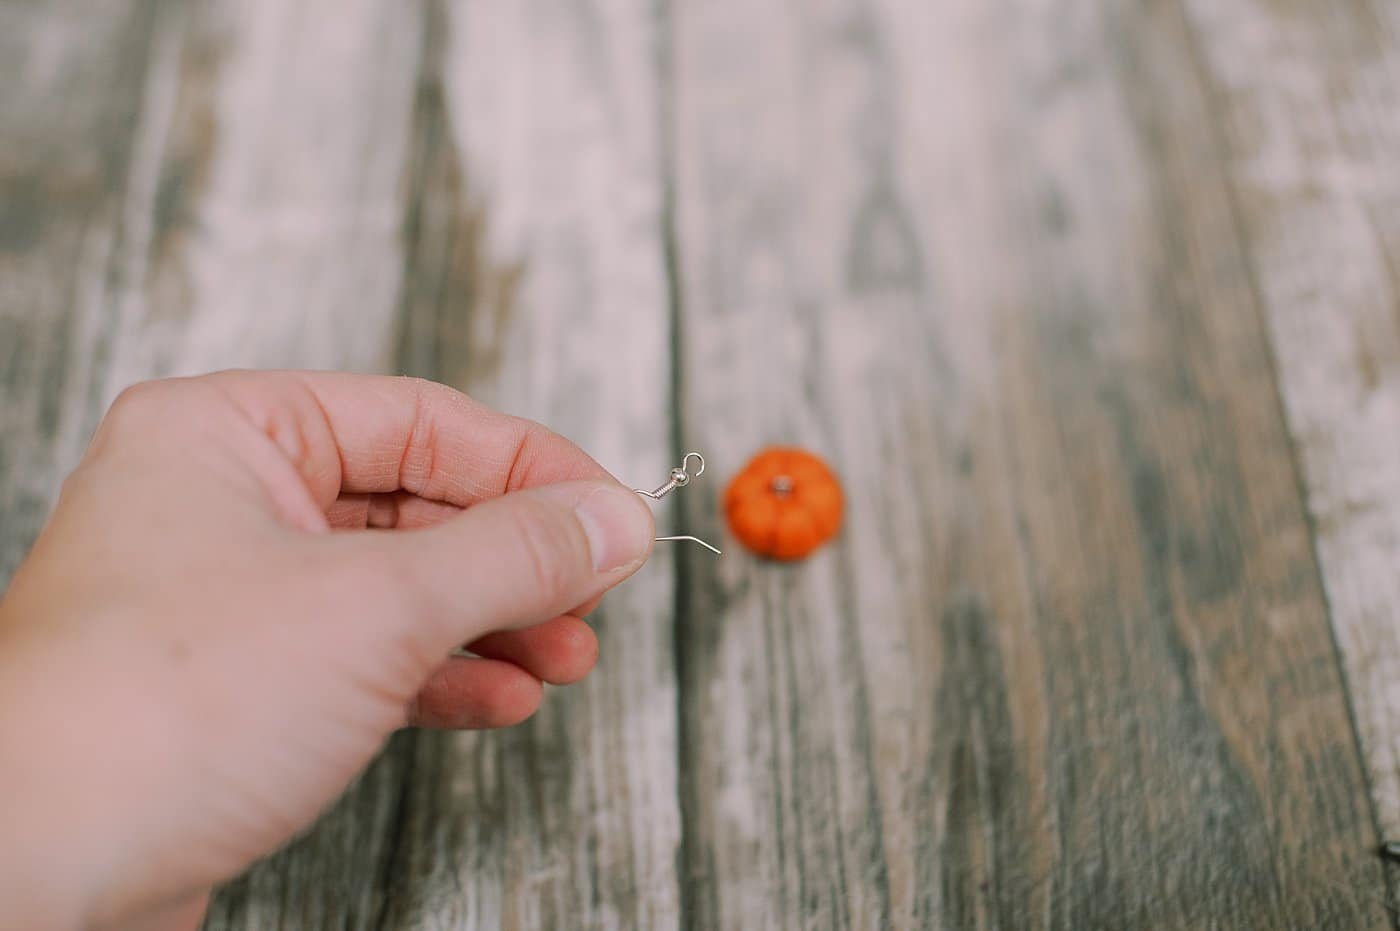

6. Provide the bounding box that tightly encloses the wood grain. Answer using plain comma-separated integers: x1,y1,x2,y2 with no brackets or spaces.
370,2,683,928
0,0,171,579
1175,0,1400,884
0,1,684,926
669,0,1391,927
0,1,430,927
4,0,1400,928
169,4,430,925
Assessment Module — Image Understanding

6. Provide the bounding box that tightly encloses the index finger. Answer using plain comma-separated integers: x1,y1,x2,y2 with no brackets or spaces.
203,370,611,508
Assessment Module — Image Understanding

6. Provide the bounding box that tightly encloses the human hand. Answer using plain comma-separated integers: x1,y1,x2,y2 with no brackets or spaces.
0,371,656,930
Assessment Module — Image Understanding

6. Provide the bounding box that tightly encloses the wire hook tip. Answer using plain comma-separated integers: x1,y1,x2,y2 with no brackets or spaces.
656,535,723,555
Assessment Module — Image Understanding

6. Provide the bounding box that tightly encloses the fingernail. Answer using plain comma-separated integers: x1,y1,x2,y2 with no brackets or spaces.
573,484,654,572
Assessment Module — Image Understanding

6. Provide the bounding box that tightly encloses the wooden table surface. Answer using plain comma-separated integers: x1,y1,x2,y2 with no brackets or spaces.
4,1,1400,928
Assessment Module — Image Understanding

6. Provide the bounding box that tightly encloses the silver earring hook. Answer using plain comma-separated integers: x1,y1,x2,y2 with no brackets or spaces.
635,452,706,500
635,453,721,555
655,534,722,555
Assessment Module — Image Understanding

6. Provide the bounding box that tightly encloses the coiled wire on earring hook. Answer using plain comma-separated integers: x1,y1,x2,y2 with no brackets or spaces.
635,453,721,555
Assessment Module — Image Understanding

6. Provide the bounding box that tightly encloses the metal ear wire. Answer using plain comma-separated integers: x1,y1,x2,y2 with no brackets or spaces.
636,452,706,500
655,534,722,555
635,453,722,555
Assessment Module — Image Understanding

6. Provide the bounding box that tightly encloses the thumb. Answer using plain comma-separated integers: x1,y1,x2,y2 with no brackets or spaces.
375,480,656,651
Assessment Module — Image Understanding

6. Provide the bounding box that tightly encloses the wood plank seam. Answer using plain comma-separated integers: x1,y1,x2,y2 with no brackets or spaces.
1168,0,1398,922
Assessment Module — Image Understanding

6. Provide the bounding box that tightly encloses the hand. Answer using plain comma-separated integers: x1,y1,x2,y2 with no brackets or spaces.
0,371,656,930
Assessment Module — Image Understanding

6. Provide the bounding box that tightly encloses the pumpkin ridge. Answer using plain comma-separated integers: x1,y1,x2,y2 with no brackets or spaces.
723,446,844,560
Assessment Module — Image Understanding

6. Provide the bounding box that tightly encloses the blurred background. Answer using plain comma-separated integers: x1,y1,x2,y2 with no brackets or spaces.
4,0,1400,928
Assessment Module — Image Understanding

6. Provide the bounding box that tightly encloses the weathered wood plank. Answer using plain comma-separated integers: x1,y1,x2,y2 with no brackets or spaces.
140,1,675,926
1175,0,1400,888
157,4,430,926
3,1,682,927
376,2,682,927
8,0,1398,928
0,2,426,928
669,0,1390,927
0,0,171,580
112,0,422,384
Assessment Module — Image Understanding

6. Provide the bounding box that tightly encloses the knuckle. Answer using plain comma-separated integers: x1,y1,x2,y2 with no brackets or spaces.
405,376,462,410
107,380,172,422
403,375,441,396
105,377,220,429
95,380,187,450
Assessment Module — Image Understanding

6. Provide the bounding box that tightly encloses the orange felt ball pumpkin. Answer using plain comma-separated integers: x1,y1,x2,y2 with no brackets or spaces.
724,447,844,560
